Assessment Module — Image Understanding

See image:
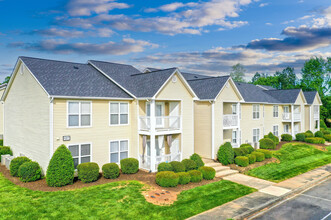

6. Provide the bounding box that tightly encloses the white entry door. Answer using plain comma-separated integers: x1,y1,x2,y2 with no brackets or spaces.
169,102,179,128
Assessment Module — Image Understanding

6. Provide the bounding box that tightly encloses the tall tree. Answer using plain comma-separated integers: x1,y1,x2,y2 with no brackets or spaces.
2,76,10,84
230,63,246,82
251,72,261,83
274,67,297,90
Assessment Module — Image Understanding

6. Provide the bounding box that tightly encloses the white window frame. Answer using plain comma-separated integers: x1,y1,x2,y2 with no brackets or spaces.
253,104,260,119
67,101,92,128
232,130,237,144
284,124,289,133
109,102,129,126
273,105,279,118
273,125,279,137
68,143,92,169
109,139,129,163
232,104,237,115
253,128,260,143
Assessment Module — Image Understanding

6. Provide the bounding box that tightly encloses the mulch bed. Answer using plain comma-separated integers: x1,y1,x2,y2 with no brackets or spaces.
227,157,280,173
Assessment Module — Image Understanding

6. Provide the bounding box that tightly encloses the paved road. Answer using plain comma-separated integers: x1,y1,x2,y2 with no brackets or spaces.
253,178,331,220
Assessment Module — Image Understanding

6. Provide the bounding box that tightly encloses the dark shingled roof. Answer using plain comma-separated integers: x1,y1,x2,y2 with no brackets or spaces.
187,76,230,100
303,91,318,104
256,85,275,90
235,82,280,103
264,89,302,103
19,57,132,98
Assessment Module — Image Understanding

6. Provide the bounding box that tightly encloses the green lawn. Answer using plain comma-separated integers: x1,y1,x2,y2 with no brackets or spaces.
0,174,255,220
247,144,331,182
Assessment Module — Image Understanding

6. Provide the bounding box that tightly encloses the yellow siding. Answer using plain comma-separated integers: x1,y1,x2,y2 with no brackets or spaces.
264,104,282,136
240,103,264,145
4,63,50,172
0,89,5,136
295,92,306,133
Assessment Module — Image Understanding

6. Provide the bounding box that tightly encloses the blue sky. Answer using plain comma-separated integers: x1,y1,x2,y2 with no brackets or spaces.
0,0,331,81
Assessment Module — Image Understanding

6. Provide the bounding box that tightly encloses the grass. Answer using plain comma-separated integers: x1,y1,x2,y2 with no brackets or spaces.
0,174,255,220
247,143,331,182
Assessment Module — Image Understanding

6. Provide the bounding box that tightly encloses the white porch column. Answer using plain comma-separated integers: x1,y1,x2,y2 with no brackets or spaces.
318,105,320,131
309,106,312,131
237,102,241,145
301,105,304,132
291,104,295,137
150,99,157,172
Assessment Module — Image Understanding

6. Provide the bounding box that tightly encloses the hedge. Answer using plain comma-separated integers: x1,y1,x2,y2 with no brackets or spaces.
314,131,324,138
188,170,203,182
156,171,179,187
240,144,254,154
177,172,190,185
296,133,306,141
120,158,139,174
233,148,247,158
102,163,120,179
10,157,31,177
248,154,256,164
18,161,42,182
217,142,234,165
0,146,13,162
169,161,185,173
324,134,331,142
305,137,325,144
198,166,216,180
265,132,279,145
190,153,204,168
181,159,197,172
0,139,3,146
235,156,249,167
157,162,173,172
322,130,330,135
46,145,74,187
256,149,272,159
259,138,276,149
281,134,292,142
251,152,265,162
77,162,100,183
304,132,314,138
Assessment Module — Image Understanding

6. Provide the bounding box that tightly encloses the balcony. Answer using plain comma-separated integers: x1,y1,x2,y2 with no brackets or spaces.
223,114,239,129
139,116,181,132
282,113,301,121
282,113,290,120
314,113,319,119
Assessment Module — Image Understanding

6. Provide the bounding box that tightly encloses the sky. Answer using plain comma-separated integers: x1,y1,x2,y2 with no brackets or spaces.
0,0,331,82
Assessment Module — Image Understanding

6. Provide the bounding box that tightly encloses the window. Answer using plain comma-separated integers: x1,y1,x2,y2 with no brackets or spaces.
315,120,318,129
110,140,129,163
253,104,260,119
68,143,91,169
232,104,237,114
68,101,91,127
253,128,260,143
314,105,319,114
110,102,129,125
232,130,237,144
273,105,279,117
273,125,279,137
284,124,289,133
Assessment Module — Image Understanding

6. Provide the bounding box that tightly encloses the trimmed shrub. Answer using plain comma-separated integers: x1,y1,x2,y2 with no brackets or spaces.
266,132,279,145
0,146,13,162
248,154,256,164
0,139,3,146
120,158,139,174
190,153,204,168
188,170,203,183
304,132,314,138
10,157,31,177
322,130,330,135
314,131,324,138
169,161,185,173
46,145,74,187
305,137,325,144
157,162,173,172
324,134,331,142
198,166,216,180
77,162,100,183
177,172,190,185
102,163,120,179
256,149,272,159
240,144,254,154
181,159,197,172
296,133,306,141
235,156,249,167
281,134,292,142
305,130,313,135
259,138,276,149
217,142,234,165
156,171,179,187
320,119,327,129
233,148,247,158
251,152,265,162
18,161,42,182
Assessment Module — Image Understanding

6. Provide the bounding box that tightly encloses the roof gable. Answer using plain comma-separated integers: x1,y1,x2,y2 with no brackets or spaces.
264,89,302,104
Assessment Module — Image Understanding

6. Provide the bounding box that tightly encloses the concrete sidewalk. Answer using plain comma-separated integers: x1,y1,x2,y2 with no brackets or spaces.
189,164,331,220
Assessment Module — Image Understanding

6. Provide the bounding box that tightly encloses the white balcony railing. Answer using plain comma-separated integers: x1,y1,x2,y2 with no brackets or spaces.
223,114,239,128
314,113,319,119
293,113,301,121
282,113,290,120
282,113,301,121
140,152,181,171
139,116,181,131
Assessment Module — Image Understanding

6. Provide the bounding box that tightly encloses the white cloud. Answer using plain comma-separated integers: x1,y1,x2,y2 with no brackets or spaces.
265,22,272,26
259,3,269,7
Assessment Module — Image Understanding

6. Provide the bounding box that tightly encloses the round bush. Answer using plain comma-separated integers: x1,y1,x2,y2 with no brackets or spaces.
46,145,74,187
304,132,313,138
240,144,254,154
102,163,120,179
181,159,197,172
156,171,179,187
217,142,234,165
18,161,42,182
235,156,249,167
305,137,325,144
296,133,306,141
314,131,324,138
266,132,279,145
233,148,247,157
248,154,256,164
256,149,272,159
251,152,265,162
305,130,313,135
259,138,276,149
188,170,203,183
177,172,190,185
157,162,173,172
77,162,100,183
322,130,330,135
120,158,139,174
169,161,185,173
190,153,204,168
281,134,292,142
10,156,31,177
198,166,216,180
0,146,13,162
324,134,331,142
0,139,3,146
